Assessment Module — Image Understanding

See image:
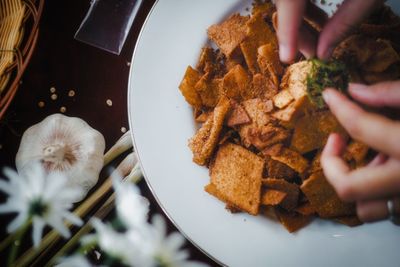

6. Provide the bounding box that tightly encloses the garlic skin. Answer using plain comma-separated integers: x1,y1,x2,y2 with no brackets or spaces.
16,114,106,202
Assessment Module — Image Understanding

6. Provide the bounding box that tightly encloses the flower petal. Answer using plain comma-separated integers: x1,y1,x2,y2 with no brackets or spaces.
32,217,46,247
61,211,83,226
165,232,186,252
0,179,13,195
7,212,28,233
0,202,19,214
47,216,70,238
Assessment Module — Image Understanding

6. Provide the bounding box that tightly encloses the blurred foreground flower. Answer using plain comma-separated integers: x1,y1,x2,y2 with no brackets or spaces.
63,174,208,267
0,163,83,247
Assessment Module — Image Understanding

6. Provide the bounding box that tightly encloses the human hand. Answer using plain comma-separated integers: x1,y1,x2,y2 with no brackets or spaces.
320,81,400,222
275,0,384,63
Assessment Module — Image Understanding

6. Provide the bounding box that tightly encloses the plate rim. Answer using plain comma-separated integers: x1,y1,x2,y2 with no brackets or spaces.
127,1,224,266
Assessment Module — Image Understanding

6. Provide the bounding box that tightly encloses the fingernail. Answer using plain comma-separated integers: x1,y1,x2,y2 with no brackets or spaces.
279,43,291,63
322,89,332,104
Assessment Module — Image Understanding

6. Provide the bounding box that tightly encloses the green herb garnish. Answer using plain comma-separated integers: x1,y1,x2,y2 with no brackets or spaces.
306,58,350,108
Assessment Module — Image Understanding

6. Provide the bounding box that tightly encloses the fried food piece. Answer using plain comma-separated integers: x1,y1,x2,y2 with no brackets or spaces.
295,202,315,216
262,178,300,210
333,35,400,84
263,144,309,174
261,189,287,206
252,0,275,20
280,61,312,100
239,98,273,147
189,97,231,165
264,157,297,182
335,215,363,227
257,43,284,87
240,13,278,73
207,14,249,57
290,111,347,154
343,140,370,167
273,89,294,109
222,64,252,100
226,100,251,127
274,208,312,233
179,66,202,108
195,75,222,108
196,47,226,77
246,124,290,151
300,171,356,218
252,73,278,100
272,95,314,127
194,110,211,123
208,143,264,215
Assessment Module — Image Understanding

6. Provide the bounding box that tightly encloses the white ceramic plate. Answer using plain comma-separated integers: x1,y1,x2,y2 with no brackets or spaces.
128,1,400,266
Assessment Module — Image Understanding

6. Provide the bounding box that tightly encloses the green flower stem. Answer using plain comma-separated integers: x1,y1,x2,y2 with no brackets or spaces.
0,233,17,253
7,218,32,267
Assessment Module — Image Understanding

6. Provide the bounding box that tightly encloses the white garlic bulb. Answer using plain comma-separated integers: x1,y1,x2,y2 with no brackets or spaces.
16,113,106,202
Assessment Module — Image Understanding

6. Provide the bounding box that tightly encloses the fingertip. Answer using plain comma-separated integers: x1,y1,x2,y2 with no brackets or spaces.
279,43,294,63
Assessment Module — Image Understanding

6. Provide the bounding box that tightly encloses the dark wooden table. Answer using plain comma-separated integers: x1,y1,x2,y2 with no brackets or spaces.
0,1,217,266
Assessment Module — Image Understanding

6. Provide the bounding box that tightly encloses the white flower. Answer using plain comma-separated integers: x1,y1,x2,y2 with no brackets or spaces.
91,218,153,267
55,254,91,267
0,163,83,247
146,215,209,267
112,172,149,229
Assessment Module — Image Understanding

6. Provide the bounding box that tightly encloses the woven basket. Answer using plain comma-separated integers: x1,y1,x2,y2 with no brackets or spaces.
0,0,44,120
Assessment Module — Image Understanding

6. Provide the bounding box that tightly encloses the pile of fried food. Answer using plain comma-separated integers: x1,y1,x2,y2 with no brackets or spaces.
179,1,400,232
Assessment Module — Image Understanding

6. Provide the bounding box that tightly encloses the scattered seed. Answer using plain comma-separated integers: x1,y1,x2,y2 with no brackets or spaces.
121,127,127,133
0,144,3,150
68,90,75,97
51,94,58,100
126,61,131,66
106,99,113,107
50,87,56,93
60,106,67,113
38,101,45,108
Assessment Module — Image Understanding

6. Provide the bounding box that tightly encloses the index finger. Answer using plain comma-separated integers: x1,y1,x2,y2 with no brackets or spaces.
323,89,400,159
275,0,307,63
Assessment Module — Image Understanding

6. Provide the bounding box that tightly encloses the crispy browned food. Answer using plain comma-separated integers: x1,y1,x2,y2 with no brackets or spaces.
295,202,316,216
222,64,252,100
280,61,312,100
179,66,203,108
274,208,313,233
189,97,231,165
195,75,222,108
257,43,284,86
290,111,347,154
343,140,370,167
262,178,300,210
261,189,287,206
195,111,211,123
264,157,297,181
246,124,290,150
272,95,314,127
196,47,226,77
273,89,294,109
263,144,309,174
207,14,249,57
252,0,275,20
252,73,278,100
226,100,251,127
333,35,400,84
240,13,278,73
239,98,273,147
301,171,356,218
208,143,264,215
335,215,363,227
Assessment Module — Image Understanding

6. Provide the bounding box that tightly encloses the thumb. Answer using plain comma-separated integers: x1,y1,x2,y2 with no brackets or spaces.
349,81,400,107
317,0,384,60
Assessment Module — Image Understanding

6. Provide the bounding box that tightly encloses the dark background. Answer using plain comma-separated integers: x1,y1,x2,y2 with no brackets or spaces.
0,0,218,266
